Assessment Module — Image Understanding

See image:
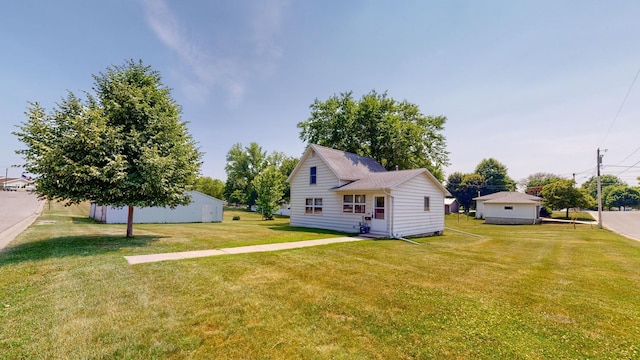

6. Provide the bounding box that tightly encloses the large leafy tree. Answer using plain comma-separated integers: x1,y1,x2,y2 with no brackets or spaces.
195,176,225,200
297,90,449,180
460,174,486,211
604,185,640,211
446,172,486,212
541,179,595,218
474,158,516,195
253,165,286,220
224,142,268,207
581,174,626,200
14,60,202,237
271,154,298,204
520,172,563,195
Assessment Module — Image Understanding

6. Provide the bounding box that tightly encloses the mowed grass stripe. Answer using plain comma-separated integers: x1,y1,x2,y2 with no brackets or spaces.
1,204,639,359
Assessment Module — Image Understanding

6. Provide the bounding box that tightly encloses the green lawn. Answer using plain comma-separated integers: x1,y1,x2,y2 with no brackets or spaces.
1,204,639,359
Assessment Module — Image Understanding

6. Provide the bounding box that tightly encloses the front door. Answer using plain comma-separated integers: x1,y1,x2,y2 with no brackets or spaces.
370,195,387,234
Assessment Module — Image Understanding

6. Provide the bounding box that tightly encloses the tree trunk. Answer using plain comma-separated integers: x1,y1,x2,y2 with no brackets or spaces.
126,205,134,238
565,207,569,219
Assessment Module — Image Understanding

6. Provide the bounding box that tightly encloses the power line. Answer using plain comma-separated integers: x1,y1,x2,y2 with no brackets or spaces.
615,158,640,177
600,66,640,146
611,145,640,167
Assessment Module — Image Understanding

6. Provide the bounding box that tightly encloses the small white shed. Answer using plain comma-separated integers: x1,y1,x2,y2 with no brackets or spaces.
90,191,223,224
474,191,542,224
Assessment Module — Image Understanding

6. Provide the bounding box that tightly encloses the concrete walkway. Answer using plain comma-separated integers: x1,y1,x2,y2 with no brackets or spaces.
124,236,369,265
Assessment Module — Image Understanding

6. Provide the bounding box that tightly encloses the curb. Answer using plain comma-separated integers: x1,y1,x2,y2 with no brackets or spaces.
0,199,45,252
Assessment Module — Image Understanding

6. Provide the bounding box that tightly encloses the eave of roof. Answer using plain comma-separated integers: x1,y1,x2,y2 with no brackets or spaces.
474,191,543,204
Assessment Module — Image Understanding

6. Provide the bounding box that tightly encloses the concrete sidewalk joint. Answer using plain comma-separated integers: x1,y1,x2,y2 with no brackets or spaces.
124,236,369,265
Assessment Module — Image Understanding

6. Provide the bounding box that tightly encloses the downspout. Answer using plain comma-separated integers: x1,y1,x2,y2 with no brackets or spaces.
383,188,394,238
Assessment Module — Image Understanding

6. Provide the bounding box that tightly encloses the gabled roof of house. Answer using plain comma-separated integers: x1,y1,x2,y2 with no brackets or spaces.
287,144,450,196
287,144,386,183
311,144,387,180
474,191,542,204
445,197,458,205
332,168,426,191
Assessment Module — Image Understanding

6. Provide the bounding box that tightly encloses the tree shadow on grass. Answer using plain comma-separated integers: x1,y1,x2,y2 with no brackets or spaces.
72,216,100,224
0,234,163,266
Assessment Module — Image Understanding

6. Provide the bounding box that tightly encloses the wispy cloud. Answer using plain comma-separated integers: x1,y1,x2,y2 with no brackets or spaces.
141,0,243,105
141,0,288,106
250,0,289,72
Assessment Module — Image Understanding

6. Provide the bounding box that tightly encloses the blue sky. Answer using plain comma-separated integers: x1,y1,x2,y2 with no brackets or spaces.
2,1,639,186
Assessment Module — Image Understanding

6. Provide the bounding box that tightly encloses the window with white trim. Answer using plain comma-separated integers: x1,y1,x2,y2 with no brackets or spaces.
305,198,322,215
310,167,317,184
343,194,366,213
504,206,513,210
424,197,430,211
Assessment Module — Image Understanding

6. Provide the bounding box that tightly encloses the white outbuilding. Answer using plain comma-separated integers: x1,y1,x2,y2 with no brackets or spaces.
90,191,223,224
474,191,543,224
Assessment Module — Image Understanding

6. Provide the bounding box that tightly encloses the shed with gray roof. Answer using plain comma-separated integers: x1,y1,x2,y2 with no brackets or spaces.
474,191,543,224
287,144,450,237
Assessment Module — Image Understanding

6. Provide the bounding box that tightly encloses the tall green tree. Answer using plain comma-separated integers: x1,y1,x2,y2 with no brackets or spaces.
460,173,486,211
446,172,486,212
224,142,267,207
475,158,516,194
446,172,465,202
581,174,626,200
253,166,286,220
541,179,595,218
14,60,201,237
298,90,449,180
271,154,298,204
195,176,225,200
604,185,640,211
520,172,563,195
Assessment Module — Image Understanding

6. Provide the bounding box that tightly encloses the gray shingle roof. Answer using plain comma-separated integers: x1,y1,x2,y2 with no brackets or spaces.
474,191,542,204
288,144,450,196
332,169,426,191
311,144,386,180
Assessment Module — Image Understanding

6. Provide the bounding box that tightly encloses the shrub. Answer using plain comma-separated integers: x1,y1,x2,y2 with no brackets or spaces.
232,215,240,221
539,206,552,217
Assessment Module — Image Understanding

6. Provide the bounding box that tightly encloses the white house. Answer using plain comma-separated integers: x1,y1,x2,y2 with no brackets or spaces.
287,144,451,238
90,191,223,224
1,177,33,190
474,191,543,224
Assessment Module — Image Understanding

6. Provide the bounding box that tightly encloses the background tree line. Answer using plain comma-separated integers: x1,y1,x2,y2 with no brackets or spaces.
446,158,516,212
213,89,451,219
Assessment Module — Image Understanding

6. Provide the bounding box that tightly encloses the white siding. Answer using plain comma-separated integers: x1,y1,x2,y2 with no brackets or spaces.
476,201,486,219
91,191,223,224
482,203,538,221
289,154,367,233
391,174,446,237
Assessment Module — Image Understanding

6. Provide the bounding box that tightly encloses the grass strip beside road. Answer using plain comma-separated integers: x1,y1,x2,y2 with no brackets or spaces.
1,205,639,359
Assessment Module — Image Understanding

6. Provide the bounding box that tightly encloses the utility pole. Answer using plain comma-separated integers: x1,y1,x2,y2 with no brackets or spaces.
596,148,605,229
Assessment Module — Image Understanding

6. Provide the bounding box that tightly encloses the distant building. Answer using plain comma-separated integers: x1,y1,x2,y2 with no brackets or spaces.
90,191,223,224
1,177,32,190
474,191,543,225
444,198,459,214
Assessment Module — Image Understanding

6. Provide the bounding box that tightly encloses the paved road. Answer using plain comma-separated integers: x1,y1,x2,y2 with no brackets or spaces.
589,211,640,242
0,191,44,250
